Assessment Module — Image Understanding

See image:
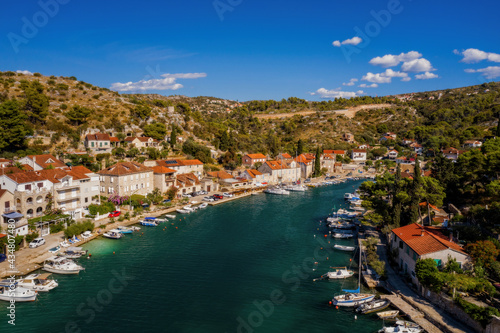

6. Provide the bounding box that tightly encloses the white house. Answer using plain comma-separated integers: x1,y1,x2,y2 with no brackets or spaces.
463,140,482,148
258,160,301,184
18,154,66,171
351,149,367,161
388,149,399,160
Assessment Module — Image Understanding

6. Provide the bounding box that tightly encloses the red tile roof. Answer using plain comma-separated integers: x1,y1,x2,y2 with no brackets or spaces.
28,154,66,169
207,170,233,179
352,149,366,153
176,173,200,187
98,162,152,176
85,133,110,141
156,159,203,167
280,153,292,159
109,137,120,142
245,153,267,159
151,166,176,174
245,169,262,178
392,223,465,256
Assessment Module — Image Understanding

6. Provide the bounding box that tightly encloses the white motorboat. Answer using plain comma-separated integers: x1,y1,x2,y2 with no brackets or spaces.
378,321,423,333
332,248,375,307
16,273,58,292
176,208,190,214
284,185,306,192
102,231,123,239
0,282,37,302
356,298,390,314
197,203,208,209
325,267,355,279
264,187,290,195
117,226,134,234
81,231,93,239
62,246,87,258
165,214,176,219
183,205,196,212
139,220,158,227
333,233,354,239
334,245,355,252
344,193,353,200
43,256,84,275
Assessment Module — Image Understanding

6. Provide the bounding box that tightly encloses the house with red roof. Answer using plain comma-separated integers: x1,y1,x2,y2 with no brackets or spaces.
389,223,471,284
242,153,267,166
351,149,367,161
463,140,482,148
125,136,161,149
441,147,464,161
84,133,112,153
388,149,399,160
241,169,268,186
155,159,204,178
18,154,66,171
258,160,301,184
294,154,316,178
151,166,177,193
98,162,154,196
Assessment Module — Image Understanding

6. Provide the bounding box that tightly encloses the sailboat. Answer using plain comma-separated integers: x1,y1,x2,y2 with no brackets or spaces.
332,247,374,307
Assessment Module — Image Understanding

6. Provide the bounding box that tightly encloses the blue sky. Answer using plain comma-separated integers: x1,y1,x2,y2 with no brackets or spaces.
2,0,499,101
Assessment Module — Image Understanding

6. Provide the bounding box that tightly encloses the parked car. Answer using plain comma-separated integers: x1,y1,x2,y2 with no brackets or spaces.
108,211,121,218
213,194,224,199
182,194,192,198
29,237,46,248
203,196,215,202
200,190,208,195
162,199,171,203
0,254,6,263
223,192,234,198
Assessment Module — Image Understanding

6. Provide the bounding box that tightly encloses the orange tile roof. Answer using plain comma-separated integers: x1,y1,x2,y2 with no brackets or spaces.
151,166,176,174
0,166,24,174
245,169,262,178
28,154,66,169
207,170,233,179
180,159,203,166
176,173,200,187
322,153,335,160
109,137,120,142
245,153,267,159
85,133,110,141
419,202,439,211
352,149,366,153
98,162,152,176
280,153,292,159
156,159,203,167
333,150,345,154
392,223,465,256
5,171,52,184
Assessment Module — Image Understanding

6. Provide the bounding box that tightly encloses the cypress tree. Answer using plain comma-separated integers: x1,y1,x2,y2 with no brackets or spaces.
409,159,422,224
313,146,321,177
496,113,500,137
297,139,304,155
393,163,402,227
170,128,177,149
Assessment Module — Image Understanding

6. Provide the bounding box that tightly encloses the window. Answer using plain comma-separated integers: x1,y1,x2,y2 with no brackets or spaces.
406,246,409,255
413,252,417,261
399,240,403,249
5,201,10,209
25,184,32,191
111,177,114,183
85,198,88,203
91,142,94,147
37,182,43,188
433,259,442,268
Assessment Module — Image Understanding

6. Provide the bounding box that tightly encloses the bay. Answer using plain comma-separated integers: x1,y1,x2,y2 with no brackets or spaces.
1,180,384,333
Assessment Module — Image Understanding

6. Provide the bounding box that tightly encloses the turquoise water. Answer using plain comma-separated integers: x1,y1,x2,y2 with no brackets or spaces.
1,180,385,332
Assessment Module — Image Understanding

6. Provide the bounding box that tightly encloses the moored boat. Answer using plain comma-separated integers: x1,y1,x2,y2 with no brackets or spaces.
176,208,190,214
16,273,58,292
264,187,290,195
334,244,355,252
325,267,355,279
197,202,208,209
377,310,400,320
103,231,124,238
0,282,37,302
43,256,85,274
333,233,354,239
355,298,390,314
378,321,423,333
116,226,134,234
139,220,158,227
62,246,87,258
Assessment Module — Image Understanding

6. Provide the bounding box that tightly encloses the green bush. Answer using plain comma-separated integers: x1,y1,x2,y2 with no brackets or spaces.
88,202,115,216
455,296,500,327
25,232,39,243
64,221,95,238
50,222,65,234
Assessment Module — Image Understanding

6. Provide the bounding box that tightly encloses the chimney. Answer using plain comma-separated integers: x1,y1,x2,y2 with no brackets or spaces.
420,230,424,237
449,233,453,242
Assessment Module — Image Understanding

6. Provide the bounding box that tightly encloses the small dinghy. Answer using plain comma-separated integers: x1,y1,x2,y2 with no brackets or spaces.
334,244,355,252
377,310,399,320
356,299,390,314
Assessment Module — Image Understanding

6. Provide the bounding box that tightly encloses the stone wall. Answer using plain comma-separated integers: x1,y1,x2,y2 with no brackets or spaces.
420,287,484,332
486,316,500,333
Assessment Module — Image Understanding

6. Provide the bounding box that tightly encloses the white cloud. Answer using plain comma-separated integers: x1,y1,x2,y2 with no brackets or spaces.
310,88,363,99
415,72,439,80
359,83,378,88
361,69,409,84
332,36,362,47
369,51,422,67
455,48,500,63
400,58,434,72
464,66,500,79
16,70,33,75
110,72,206,92
342,78,358,86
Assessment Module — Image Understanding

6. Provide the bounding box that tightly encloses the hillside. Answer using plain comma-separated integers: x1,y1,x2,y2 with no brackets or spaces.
0,70,498,159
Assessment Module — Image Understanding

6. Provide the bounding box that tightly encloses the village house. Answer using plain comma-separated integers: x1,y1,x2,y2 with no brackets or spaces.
342,133,355,143
18,154,66,171
321,153,336,174
154,159,204,178
351,149,367,162
401,138,416,146
463,140,483,148
0,189,27,236
175,173,202,195
441,147,463,161
0,159,11,168
151,166,177,194
383,132,397,140
276,153,293,162
125,136,161,150
242,153,267,167
98,162,154,197
241,169,268,186
84,133,112,154
295,154,315,178
388,149,399,160
410,143,424,155
258,160,301,184
323,150,346,157
389,223,471,285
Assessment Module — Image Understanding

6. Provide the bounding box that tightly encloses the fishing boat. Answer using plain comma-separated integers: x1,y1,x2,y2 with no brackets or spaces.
16,273,58,292
284,184,306,192
355,298,390,314
183,205,196,212
344,193,354,200
0,282,37,302
62,246,87,259
165,214,176,219
324,267,355,280
264,187,290,195
332,249,374,307
144,216,167,223
176,208,190,214
139,220,158,227
197,202,208,209
378,321,423,333
377,310,400,320
334,244,355,252
43,256,85,274
103,231,123,239
333,233,354,239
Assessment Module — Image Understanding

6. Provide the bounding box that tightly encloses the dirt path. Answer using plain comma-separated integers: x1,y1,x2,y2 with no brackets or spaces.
253,104,392,119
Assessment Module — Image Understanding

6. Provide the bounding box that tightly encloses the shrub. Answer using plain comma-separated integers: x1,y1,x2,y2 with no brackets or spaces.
64,220,95,238
25,232,39,243
455,296,500,327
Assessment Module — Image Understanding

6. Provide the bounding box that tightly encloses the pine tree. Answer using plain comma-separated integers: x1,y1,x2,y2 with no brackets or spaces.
220,130,229,151
313,146,321,177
